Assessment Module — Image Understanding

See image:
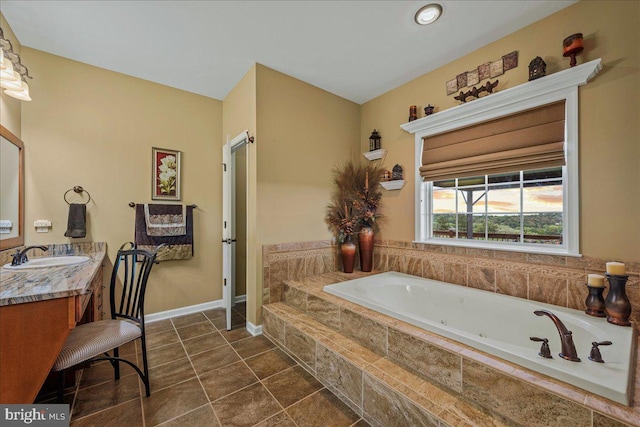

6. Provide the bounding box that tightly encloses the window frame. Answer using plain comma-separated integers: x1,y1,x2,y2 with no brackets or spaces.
401,60,603,256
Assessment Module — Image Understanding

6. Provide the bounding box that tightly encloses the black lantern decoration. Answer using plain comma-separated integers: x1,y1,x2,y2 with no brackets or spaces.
369,129,381,151
528,57,546,81
392,164,403,180
424,104,435,116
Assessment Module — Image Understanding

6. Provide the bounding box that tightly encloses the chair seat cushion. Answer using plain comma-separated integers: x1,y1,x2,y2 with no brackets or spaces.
53,320,141,371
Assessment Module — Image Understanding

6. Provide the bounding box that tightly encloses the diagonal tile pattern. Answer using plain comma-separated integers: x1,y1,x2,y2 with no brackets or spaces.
50,302,368,427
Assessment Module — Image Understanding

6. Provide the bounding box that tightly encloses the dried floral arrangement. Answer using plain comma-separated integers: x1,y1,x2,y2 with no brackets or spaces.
325,160,385,243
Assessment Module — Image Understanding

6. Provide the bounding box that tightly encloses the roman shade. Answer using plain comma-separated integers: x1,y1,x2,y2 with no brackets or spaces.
420,101,565,181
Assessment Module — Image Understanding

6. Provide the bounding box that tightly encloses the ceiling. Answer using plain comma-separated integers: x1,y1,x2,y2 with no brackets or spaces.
1,1,576,104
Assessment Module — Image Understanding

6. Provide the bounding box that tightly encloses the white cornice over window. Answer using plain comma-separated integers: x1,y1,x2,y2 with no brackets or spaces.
401,58,602,256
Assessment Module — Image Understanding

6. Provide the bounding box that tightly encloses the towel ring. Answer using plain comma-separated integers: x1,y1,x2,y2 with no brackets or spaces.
64,186,91,205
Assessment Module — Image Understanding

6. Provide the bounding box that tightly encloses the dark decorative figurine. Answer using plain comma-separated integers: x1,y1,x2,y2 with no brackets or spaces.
424,104,435,116
369,129,381,151
454,80,498,103
392,164,403,180
528,56,546,81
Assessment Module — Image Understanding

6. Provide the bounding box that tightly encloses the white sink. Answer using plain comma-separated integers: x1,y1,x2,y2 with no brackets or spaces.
3,256,91,270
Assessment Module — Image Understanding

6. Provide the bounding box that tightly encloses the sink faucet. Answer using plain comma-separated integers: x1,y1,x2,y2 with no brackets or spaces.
11,245,48,266
534,309,581,362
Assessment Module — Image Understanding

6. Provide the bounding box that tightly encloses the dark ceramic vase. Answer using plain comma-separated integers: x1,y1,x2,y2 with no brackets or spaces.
605,274,632,326
341,236,356,273
358,224,374,272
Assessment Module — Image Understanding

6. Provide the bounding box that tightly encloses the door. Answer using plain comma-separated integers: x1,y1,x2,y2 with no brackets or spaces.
222,131,249,330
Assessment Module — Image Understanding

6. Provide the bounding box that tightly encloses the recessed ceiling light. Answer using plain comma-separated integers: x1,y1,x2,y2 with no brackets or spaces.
415,4,443,25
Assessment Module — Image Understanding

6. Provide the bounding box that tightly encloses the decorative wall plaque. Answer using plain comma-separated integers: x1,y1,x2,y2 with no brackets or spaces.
490,59,504,78
478,62,490,80
445,51,518,97
466,69,479,86
503,51,518,71
446,78,458,95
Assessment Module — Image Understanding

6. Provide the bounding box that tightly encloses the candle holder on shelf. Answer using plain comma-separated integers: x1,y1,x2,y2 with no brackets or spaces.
584,284,606,317
604,274,632,326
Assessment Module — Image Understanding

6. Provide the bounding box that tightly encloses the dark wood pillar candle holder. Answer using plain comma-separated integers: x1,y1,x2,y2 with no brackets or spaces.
604,274,632,326
584,284,606,317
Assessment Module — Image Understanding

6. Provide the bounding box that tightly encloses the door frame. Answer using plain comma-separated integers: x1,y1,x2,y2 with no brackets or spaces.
222,130,250,330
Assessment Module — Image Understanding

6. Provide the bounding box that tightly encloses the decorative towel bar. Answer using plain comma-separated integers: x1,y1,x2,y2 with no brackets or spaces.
128,202,197,209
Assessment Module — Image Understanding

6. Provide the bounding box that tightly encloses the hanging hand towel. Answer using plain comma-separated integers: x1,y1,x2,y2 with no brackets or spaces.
64,203,87,238
135,204,194,261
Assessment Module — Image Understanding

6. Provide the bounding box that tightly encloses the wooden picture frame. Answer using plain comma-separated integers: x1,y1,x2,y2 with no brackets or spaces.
152,147,181,201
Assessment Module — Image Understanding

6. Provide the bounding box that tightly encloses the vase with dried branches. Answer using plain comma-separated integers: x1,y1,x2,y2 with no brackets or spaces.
326,194,358,273
326,160,384,273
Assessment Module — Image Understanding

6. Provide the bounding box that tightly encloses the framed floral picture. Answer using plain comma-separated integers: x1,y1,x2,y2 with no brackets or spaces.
152,147,181,201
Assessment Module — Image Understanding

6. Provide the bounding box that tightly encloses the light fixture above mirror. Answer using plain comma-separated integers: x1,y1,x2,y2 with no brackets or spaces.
0,26,33,101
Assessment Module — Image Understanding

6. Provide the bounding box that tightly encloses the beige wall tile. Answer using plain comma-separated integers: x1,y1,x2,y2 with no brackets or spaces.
284,325,316,372
461,359,591,426
444,262,467,286
263,309,285,344
316,344,363,407
307,294,341,330
468,266,496,292
528,276,568,307
288,258,306,280
283,284,307,312
387,328,462,393
340,309,388,356
496,270,527,298
422,258,444,281
362,373,440,427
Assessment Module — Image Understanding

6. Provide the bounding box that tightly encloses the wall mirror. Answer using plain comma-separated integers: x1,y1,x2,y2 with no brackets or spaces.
0,125,24,250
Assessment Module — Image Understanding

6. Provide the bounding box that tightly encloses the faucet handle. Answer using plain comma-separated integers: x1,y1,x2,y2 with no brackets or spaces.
530,337,552,358
10,249,21,266
588,341,612,363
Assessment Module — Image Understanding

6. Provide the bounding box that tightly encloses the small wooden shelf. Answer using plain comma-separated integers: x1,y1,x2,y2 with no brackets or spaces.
363,149,386,161
380,180,405,191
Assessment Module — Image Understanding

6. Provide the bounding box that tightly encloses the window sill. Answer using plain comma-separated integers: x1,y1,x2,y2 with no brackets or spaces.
414,238,582,257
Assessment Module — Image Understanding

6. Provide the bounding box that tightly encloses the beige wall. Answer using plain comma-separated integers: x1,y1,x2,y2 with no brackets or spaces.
361,0,640,262
0,14,22,136
19,48,223,314
255,64,361,321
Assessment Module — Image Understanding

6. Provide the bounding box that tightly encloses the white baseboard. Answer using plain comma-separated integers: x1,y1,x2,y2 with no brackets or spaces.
146,294,247,323
246,321,263,336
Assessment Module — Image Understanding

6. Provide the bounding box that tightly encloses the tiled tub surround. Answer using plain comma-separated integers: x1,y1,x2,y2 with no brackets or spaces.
0,242,106,305
324,271,636,406
262,240,640,324
262,270,640,426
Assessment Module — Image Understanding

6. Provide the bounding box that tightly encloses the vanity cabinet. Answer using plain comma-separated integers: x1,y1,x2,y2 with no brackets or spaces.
0,252,104,403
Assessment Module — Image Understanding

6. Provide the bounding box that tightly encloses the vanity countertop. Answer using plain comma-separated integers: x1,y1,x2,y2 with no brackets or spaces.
0,242,106,306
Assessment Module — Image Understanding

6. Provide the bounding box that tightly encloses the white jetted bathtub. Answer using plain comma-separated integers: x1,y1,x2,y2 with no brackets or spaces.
323,271,636,405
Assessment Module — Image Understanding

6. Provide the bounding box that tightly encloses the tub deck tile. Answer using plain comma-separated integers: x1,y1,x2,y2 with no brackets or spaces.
275,273,640,427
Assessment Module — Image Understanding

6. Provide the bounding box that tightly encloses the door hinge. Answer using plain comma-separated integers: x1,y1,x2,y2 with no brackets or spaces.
223,163,227,172
224,221,227,229
224,278,227,287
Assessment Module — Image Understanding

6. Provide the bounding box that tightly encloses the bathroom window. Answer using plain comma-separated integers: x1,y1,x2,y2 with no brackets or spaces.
429,167,564,246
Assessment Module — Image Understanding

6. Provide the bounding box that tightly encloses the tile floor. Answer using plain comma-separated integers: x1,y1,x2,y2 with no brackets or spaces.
43,302,369,427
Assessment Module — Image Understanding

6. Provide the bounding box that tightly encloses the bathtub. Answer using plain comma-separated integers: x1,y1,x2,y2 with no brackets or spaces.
323,271,636,406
